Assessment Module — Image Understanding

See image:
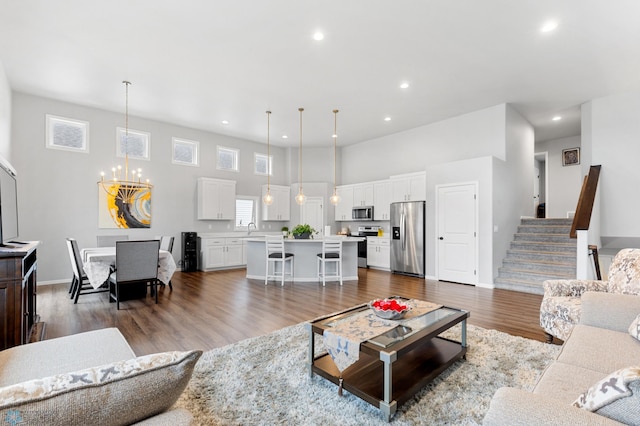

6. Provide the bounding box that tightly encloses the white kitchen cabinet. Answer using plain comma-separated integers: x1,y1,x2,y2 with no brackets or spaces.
261,184,290,221
367,238,390,269
373,180,391,220
334,185,354,221
197,177,236,220
390,172,426,202
200,237,245,270
352,183,374,206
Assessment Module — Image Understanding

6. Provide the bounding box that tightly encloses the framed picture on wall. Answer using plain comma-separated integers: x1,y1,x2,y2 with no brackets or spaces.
562,147,580,166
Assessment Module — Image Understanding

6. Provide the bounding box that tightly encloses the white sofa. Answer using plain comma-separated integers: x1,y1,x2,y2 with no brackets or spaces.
484,291,640,425
0,328,201,425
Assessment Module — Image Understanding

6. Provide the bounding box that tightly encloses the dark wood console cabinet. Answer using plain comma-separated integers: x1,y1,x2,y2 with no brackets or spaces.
0,242,39,350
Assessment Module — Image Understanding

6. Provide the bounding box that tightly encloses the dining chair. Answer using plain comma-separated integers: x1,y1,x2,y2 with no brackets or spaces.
159,236,174,252
109,240,160,310
96,234,129,247
265,235,294,286
66,238,108,303
316,237,343,286
158,236,175,289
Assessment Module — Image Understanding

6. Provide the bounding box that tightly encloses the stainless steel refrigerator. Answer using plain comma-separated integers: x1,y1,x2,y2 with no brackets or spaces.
390,201,425,277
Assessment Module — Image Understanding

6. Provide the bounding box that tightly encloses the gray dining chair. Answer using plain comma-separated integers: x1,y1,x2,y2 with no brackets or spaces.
66,238,108,303
156,236,175,289
159,236,174,252
97,234,129,247
109,240,160,310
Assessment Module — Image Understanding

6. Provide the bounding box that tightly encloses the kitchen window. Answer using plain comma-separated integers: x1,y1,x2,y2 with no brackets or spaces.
235,196,258,231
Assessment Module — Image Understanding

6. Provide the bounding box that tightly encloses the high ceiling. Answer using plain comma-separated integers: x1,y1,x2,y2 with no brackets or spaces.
1,0,639,147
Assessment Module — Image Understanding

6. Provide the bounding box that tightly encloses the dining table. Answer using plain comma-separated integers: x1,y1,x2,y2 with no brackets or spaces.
80,247,177,289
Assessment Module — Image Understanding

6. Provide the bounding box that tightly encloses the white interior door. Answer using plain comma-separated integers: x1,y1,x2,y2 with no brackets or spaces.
437,183,477,284
300,197,323,236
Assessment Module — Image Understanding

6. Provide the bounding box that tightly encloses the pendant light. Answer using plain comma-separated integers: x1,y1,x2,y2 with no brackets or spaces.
329,109,341,205
295,107,307,205
263,110,273,206
98,81,152,204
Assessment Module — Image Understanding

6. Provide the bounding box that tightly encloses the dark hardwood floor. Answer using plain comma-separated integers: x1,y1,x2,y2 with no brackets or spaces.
38,268,550,355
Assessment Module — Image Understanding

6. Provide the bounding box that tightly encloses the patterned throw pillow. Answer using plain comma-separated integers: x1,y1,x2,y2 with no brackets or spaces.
573,366,640,424
630,314,640,341
0,350,202,426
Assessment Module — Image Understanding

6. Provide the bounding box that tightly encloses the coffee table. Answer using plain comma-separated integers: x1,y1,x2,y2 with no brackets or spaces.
306,298,469,421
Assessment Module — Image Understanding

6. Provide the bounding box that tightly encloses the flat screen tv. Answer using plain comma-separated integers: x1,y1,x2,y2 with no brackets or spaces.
0,156,19,245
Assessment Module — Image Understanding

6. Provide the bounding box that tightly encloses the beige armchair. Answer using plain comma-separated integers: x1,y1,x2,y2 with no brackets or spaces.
540,248,640,342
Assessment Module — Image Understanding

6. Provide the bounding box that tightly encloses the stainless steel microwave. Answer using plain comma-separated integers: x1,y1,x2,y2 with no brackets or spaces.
352,206,374,221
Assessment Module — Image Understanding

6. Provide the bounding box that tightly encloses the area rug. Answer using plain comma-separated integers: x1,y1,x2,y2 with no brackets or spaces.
174,322,560,425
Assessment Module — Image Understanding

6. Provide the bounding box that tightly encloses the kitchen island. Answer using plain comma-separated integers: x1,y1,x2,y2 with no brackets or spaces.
245,236,364,282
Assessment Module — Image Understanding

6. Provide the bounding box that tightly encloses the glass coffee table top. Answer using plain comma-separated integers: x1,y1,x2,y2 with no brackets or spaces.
317,298,462,348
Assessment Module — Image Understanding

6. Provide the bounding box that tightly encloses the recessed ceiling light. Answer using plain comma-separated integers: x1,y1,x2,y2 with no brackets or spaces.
282,135,288,139
313,32,324,41
221,120,230,125
400,82,409,89
384,117,391,122
552,116,562,121
540,21,558,33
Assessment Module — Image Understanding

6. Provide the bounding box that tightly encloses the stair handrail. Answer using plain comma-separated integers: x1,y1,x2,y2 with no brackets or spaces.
570,165,601,238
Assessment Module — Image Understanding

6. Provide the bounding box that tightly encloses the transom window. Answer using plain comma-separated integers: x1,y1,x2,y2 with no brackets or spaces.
254,153,273,176
172,137,199,166
217,146,239,172
45,114,89,153
117,127,150,160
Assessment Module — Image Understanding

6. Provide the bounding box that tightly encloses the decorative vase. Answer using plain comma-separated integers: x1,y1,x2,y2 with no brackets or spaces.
293,232,310,239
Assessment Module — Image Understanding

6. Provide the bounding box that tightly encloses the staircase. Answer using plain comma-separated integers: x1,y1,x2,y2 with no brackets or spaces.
494,218,576,295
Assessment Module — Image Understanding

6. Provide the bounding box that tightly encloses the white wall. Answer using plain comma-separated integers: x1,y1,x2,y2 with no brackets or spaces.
582,91,640,246
492,105,535,278
0,62,10,160
426,157,493,284
340,104,507,184
11,92,289,281
535,135,582,218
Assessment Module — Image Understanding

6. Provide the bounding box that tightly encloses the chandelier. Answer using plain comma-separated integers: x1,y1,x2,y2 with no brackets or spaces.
295,107,307,205
98,81,152,205
330,109,340,205
263,110,273,206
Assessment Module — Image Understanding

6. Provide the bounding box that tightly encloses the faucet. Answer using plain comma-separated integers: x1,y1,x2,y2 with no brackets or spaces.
248,222,257,235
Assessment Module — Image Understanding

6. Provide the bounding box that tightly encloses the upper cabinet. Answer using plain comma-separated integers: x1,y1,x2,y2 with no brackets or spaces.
373,180,391,220
352,183,374,207
261,184,290,221
197,177,236,220
390,172,426,202
334,185,354,221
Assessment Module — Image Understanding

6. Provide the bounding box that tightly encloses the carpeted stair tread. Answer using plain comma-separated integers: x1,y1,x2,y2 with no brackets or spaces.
496,218,577,294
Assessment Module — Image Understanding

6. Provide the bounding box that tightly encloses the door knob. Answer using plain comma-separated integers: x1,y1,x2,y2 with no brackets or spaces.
439,237,444,240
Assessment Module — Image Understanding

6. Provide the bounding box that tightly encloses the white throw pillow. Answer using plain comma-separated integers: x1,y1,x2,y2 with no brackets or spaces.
573,366,640,424
0,350,202,425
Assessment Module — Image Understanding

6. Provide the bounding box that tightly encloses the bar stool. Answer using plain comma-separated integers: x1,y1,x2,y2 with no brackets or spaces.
317,237,343,286
265,235,294,286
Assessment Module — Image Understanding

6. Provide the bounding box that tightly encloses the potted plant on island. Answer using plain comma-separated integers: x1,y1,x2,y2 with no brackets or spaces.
281,226,289,238
291,223,316,239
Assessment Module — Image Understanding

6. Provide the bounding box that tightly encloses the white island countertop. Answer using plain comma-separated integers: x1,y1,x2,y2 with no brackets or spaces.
245,236,363,283
244,236,364,243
